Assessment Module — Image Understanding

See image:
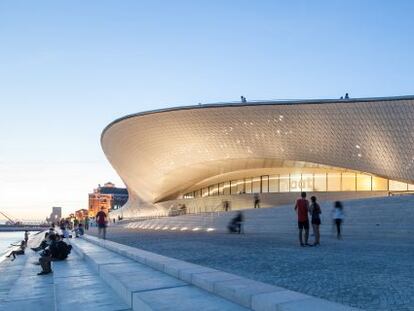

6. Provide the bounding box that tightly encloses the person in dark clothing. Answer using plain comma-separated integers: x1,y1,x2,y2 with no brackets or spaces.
295,192,311,246
31,232,50,252
309,196,322,246
254,193,260,208
38,234,58,275
37,234,72,275
85,216,90,230
6,240,26,261
38,236,56,274
96,207,108,239
332,201,345,239
228,212,244,234
24,230,29,245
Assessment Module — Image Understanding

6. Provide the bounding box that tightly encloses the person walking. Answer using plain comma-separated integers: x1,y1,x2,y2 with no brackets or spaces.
254,193,260,208
309,196,321,246
96,207,108,239
294,192,311,246
84,216,89,230
332,201,344,239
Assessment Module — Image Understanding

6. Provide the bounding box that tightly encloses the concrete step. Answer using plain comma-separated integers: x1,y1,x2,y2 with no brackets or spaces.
77,234,360,311
71,238,249,311
0,234,131,311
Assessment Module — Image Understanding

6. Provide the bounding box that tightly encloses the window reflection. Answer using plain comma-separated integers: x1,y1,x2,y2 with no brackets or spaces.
357,174,371,191
301,173,313,191
245,178,252,194
327,173,341,191
279,174,289,192
290,174,301,192
269,175,279,193
314,174,327,191
252,177,261,193
342,173,356,191
261,176,269,193
372,177,388,191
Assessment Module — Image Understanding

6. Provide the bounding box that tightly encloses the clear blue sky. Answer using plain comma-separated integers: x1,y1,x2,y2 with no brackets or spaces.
1,0,413,220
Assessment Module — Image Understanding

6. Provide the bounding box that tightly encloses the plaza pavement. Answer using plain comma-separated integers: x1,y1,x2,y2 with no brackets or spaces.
0,231,357,311
88,196,414,311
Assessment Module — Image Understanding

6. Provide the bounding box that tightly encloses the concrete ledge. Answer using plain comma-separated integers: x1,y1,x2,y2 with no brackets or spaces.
81,234,361,311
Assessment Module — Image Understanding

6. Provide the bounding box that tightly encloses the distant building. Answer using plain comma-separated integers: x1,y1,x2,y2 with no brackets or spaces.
88,182,128,217
75,209,89,220
46,206,62,224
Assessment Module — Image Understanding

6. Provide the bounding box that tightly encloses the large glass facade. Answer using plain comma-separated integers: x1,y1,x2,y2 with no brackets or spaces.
184,170,414,198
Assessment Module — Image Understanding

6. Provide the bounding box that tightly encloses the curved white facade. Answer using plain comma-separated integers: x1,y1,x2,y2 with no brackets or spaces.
102,96,414,217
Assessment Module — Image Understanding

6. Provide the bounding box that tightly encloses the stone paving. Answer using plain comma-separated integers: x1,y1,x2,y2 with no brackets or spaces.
89,197,414,311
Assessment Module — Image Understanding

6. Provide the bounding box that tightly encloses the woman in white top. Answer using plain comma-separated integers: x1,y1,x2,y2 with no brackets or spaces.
332,201,344,239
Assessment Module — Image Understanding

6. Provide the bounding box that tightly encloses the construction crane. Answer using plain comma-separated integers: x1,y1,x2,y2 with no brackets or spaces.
0,211,16,225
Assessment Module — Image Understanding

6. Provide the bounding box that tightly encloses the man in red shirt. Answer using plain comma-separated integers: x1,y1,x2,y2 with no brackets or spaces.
95,207,108,240
294,192,311,246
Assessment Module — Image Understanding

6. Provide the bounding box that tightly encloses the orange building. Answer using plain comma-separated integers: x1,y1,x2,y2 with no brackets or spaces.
88,182,128,217
75,209,89,221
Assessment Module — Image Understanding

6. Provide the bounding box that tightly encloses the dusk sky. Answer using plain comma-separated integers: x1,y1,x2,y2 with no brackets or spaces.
1,0,413,220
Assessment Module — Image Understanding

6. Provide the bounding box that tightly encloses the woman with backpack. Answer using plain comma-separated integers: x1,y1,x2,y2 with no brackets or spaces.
309,196,321,246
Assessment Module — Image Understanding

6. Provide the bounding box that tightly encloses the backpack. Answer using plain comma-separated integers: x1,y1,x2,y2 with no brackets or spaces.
57,241,72,260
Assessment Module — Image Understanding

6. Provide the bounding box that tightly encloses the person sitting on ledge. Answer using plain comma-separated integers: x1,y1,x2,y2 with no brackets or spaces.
31,232,50,252
74,223,85,237
228,212,244,234
6,240,26,261
37,234,72,275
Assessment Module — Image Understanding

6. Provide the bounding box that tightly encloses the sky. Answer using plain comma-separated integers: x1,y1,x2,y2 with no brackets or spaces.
1,0,413,221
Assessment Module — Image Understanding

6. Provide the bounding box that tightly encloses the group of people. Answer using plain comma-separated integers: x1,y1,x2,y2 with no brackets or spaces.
6,227,73,275
33,228,73,275
295,192,344,246
226,191,345,244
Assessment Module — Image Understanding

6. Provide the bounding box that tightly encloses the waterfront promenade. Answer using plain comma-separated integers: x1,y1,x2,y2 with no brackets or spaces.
0,233,358,310
89,196,414,311
1,196,413,310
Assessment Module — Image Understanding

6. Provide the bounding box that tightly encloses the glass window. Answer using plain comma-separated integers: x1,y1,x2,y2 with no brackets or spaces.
279,174,290,192
236,179,245,194
202,187,209,197
389,180,408,191
269,175,279,192
408,183,414,191
357,174,371,191
218,183,224,195
230,180,237,195
252,177,261,193
342,173,356,191
194,189,201,198
261,176,269,193
223,181,230,195
209,184,218,196
372,176,388,191
327,173,341,191
314,173,327,191
301,173,313,191
290,174,301,192
245,178,252,194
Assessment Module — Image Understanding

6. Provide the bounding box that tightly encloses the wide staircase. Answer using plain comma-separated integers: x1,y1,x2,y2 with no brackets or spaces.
0,233,130,311
123,196,414,237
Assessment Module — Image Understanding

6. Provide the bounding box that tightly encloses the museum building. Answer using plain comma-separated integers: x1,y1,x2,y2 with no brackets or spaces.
101,95,414,218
